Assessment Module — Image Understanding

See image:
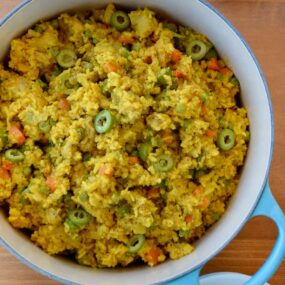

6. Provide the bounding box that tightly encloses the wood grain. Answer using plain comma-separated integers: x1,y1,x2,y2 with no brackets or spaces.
0,1,285,284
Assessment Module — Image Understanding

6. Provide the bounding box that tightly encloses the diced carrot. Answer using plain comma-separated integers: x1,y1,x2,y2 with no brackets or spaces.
200,197,210,209
160,130,175,145
43,164,51,176
208,58,221,71
171,49,182,63
128,156,140,165
46,175,56,192
174,69,185,79
184,214,193,224
0,167,10,180
205,129,216,138
104,62,118,73
145,247,161,266
58,98,70,111
9,125,26,145
2,160,14,171
99,165,113,177
220,67,233,77
201,103,207,115
145,56,152,64
193,186,204,196
147,187,160,199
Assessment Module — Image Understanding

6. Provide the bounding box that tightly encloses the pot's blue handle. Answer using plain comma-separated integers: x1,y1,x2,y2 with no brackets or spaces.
164,182,285,285
243,182,285,285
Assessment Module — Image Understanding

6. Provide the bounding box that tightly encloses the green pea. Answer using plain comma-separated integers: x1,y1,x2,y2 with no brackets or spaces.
176,102,186,113
36,79,48,90
76,127,86,140
67,208,91,226
156,68,172,87
217,129,236,151
64,193,73,205
34,25,43,33
154,154,174,172
84,30,92,38
39,121,51,133
178,229,189,238
201,92,210,103
56,49,77,69
121,48,130,59
138,142,152,161
19,188,30,204
23,167,32,177
99,79,109,95
186,40,207,60
5,149,24,163
205,48,218,60
162,22,178,33
50,47,59,58
92,37,99,45
81,61,93,71
51,65,63,79
79,191,89,202
50,19,59,29
194,169,208,180
83,153,92,162
110,11,130,31
132,43,141,51
128,234,145,253
230,77,240,86
223,178,231,187
0,128,8,146
94,110,113,134
39,186,49,194
116,201,132,218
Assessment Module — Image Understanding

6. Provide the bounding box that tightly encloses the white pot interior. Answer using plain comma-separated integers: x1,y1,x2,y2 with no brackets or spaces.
0,1,273,284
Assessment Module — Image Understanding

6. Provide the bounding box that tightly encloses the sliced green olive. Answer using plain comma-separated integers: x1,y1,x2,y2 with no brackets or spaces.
154,154,174,172
67,208,91,226
128,234,145,253
110,11,130,31
186,40,207,60
56,49,77,69
217,129,235,151
5,149,24,163
94,110,113,134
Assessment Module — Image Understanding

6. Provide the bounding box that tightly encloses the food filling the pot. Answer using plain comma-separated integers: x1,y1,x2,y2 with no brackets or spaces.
0,4,249,268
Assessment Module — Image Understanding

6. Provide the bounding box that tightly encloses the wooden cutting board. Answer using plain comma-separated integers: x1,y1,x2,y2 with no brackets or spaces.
0,0,284,284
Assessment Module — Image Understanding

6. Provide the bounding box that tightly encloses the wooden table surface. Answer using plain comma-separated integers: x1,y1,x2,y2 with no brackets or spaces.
0,0,285,284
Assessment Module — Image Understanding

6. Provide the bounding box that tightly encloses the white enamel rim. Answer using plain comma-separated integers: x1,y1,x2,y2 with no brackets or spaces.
0,1,274,285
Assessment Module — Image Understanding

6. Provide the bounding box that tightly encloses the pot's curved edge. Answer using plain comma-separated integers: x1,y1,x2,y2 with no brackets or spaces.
0,1,275,285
